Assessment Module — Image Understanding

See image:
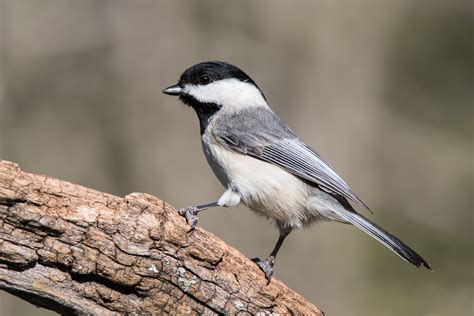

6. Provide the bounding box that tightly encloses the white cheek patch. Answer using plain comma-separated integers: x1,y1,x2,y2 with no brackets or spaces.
183,78,268,111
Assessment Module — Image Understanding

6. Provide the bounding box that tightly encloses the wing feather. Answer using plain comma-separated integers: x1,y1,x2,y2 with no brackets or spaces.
214,108,371,212
261,139,371,211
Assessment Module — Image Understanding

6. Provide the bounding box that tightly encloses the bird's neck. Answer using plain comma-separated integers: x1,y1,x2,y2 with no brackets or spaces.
180,94,222,135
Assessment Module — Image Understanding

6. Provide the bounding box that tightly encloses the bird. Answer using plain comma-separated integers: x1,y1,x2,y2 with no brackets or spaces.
162,61,431,280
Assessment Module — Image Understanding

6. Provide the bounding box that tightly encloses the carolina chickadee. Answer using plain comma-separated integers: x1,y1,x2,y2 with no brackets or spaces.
163,61,431,279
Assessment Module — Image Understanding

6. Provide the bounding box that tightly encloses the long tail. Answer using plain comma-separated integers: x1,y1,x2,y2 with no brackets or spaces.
333,209,432,269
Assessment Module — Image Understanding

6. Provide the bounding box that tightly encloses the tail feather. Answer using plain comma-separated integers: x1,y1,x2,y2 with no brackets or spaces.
334,209,432,270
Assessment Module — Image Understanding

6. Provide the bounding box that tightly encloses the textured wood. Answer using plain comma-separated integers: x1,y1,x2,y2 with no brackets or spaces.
0,160,323,315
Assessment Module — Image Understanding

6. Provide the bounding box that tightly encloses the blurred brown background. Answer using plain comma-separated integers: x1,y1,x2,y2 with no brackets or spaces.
0,1,472,315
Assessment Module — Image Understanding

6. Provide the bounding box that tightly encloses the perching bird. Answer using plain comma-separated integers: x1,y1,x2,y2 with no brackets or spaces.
162,61,431,279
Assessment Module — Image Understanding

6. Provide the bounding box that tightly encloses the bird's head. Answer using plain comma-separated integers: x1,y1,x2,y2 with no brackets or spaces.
163,61,268,114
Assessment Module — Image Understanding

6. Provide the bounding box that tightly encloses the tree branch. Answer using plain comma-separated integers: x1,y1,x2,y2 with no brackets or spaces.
0,160,323,315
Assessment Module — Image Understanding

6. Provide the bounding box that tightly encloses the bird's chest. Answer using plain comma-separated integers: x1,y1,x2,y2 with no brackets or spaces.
201,134,231,187
201,132,309,219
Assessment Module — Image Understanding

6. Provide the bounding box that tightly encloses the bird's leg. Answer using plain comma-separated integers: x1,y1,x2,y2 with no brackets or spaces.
180,189,241,231
179,201,219,231
252,227,292,281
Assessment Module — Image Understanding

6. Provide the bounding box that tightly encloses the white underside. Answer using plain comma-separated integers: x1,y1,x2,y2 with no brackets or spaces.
202,127,348,229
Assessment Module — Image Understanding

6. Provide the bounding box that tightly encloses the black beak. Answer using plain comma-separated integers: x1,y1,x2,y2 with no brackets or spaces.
162,84,183,96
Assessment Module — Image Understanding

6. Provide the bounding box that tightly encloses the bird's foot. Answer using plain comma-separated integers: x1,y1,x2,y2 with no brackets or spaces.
178,206,199,231
251,256,274,282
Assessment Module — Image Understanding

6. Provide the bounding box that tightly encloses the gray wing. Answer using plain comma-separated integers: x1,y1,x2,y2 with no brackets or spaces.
214,107,371,212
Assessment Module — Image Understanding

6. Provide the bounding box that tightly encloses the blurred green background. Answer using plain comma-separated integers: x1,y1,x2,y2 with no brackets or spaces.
0,1,472,315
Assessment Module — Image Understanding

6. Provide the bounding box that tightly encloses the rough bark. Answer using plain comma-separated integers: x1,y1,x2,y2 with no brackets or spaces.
0,160,323,315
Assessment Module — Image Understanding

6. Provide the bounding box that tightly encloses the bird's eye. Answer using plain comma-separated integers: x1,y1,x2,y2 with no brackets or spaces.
199,74,211,85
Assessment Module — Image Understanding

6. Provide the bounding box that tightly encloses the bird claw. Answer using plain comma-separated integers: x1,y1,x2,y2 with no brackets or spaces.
178,206,199,231
251,257,274,282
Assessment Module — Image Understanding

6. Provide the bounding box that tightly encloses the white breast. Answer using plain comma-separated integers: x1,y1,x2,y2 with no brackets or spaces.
201,131,313,228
